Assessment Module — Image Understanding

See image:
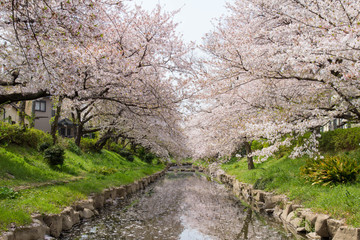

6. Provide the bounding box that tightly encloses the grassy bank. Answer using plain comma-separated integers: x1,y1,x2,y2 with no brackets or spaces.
221,147,360,227
0,144,165,232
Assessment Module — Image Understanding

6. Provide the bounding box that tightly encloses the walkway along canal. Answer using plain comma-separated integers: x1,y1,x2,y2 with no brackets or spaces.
60,170,297,240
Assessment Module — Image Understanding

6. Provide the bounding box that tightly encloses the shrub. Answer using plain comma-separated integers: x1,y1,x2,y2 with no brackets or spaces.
67,140,82,155
0,187,19,200
125,154,134,162
38,142,51,152
319,127,360,152
300,155,360,185
91,167,117,175
44,145,65,167
105,142,123,154
80,138,99,153
144,153,156,164
0,122,51,148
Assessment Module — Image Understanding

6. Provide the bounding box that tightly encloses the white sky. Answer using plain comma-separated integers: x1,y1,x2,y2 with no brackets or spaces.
130,0,229,44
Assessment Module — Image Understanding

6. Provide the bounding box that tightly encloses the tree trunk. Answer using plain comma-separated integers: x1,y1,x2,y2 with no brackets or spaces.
50,97,63,145
18,101,26,130
95,129,113,151
244,140,255,170
72,107,84,147
75,124,83,147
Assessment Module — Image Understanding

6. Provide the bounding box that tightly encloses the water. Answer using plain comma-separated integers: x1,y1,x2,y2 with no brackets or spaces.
60,172,296,240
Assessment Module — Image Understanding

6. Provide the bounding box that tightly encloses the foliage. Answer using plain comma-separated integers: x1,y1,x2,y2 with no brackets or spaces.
90,167,117,175
319,128,360,152
0,187,19,200
0,122,51,149
144,153,156,164
38,142,51,152
118,149,135,162
253,177,274,190
300,155,360,186
44,145,65,167
67,140,82,155
80,138,99,153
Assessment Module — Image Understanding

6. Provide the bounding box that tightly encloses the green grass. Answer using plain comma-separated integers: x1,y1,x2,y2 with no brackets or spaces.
221,151,360,227
0,144,165,232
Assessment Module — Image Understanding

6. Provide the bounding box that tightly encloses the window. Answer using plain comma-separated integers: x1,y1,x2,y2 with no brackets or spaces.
34,101,46,112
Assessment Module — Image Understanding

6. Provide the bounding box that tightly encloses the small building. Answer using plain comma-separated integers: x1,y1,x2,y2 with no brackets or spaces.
58,118,75,138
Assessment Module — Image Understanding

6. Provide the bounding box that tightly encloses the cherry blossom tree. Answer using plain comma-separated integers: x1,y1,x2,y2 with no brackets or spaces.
189,0,360,162
0,0,193,158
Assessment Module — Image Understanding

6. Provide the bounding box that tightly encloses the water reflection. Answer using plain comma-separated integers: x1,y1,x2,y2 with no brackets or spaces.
60,172,295,240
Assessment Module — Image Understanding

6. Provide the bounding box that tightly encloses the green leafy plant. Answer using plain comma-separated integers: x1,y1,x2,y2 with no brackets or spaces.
91,167,117,175
0,187,20,200
67,140,82,155
80,138,99,153
319,127,360,152
38,142,51,152
44,145,65,167
300,155,360,185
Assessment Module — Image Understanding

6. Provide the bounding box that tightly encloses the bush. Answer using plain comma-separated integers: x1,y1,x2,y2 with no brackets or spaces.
105,142,123,154
38,142,51,152
319,127,360,152
144,153,156,164
67,140,82,155
125,154,134,162
91,167,117,175
300,155,360,185
0,122,51,148
44,145,65,167
80,138,99,153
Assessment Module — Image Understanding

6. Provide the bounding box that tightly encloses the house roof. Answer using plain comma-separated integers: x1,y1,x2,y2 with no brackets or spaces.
58,118,74,126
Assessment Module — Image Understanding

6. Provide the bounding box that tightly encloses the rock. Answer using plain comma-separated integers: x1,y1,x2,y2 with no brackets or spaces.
301,210,317,226
115,187,126,198
13,219,47,240
286,212,304,229
93,194,105,209
327,218,345,238
61,207,78,231
74,199,94,211
264,194,287,209
315,214,330,237
273,206,283,220
43,214,63,238
333,226,360,240
265,208,274,215
80,208,94,219
296,227,306,233
306,232,321,239
252,190,266,203
282,203,293,220
0,232,14,240
61,215,73,231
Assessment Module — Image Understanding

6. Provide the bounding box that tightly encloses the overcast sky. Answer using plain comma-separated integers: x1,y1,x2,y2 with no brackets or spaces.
130,0,229,44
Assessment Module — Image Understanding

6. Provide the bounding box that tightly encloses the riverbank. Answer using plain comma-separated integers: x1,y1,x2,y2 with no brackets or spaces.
220,152,360,228
0,144,165,237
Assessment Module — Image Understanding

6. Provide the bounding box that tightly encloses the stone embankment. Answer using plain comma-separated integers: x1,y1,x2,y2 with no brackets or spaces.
206,164,360,240
0,169,167,240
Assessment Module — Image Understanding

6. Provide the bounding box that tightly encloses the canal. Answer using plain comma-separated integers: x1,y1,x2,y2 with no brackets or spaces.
60,172,296,240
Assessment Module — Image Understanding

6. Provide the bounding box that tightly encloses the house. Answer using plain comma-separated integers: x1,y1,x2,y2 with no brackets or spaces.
320,118,350,132
1,97,75,137
32,97,54,133
1,102,32,126
58,118,75,138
